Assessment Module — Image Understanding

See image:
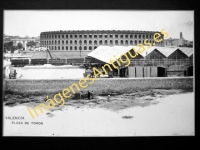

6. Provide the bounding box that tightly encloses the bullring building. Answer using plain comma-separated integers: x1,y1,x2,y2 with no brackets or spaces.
40,30,164,51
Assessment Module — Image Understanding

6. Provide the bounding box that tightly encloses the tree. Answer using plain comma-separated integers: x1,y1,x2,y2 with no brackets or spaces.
4,41,17,53
17,42,23,50
26,41,36,47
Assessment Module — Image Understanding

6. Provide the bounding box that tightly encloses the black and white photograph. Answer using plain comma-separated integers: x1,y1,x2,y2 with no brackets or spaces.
3,10,194,136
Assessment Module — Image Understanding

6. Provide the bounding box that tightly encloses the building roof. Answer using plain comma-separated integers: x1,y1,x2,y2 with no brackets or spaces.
178,47,193,57
154,47,178,57
41,30,160,35
87,45,146,64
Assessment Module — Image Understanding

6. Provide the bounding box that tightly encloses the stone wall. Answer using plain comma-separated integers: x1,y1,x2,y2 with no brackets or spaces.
4,77,193,95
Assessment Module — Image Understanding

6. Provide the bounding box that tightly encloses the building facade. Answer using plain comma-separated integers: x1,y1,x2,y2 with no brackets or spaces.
12,38,36,50
164,32,192,47
40,30,164,51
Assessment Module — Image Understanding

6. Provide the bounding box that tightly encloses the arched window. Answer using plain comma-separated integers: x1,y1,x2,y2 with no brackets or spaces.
139,40,141,44
55,46,57,50
58,35,60,39
79,40,82,44
130,40,133,45
55,35,57,38
84,40,87,44
62,40,64,45
99,40,102,45
135,40,137,45
115,40,118,45
89,40,92,44
120,40,123,45
70,46,72,50
52,40,53,44
139,35,141,39
110,40,113,45
84,46,87,50
75,46,77,50
79,46,82,50
125,40,128,45
135,35,137,39
66,40,68,44
70,40,72,44
146,35,148,39
62,46,64,50
75,40,77,44
143,35,145,39
94,46,97,49
125,35,128,38
58,41,60,44
94,40,97,44
66,46,68,50
58,46,60,50
62,35,64,38
89,46,92,50
105,40,107,45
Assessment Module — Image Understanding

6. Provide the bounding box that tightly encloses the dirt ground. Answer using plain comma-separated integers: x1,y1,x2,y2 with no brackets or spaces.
3,88,194,136
4,88,193,113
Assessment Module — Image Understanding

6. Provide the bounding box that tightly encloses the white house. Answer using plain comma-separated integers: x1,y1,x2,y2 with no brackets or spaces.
3,60,11,78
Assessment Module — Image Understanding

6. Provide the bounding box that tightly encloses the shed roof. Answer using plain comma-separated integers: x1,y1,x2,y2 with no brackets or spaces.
178,47,193,57
87,45,146,64
154,47,178,57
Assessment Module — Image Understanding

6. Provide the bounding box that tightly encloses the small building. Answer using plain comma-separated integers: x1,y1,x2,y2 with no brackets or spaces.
3,60,11,78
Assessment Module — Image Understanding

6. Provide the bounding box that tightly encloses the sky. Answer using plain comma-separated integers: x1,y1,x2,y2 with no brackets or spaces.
4,10,194,41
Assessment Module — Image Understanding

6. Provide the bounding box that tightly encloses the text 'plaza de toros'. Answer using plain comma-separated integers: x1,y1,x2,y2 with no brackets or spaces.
40,30,164,51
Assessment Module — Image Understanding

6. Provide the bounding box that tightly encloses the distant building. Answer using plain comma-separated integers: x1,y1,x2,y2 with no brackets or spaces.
11,37,36,50
3,37,12,43
4,35,40,50
164,32,193,47
35,36,40,48
40,30,164,51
